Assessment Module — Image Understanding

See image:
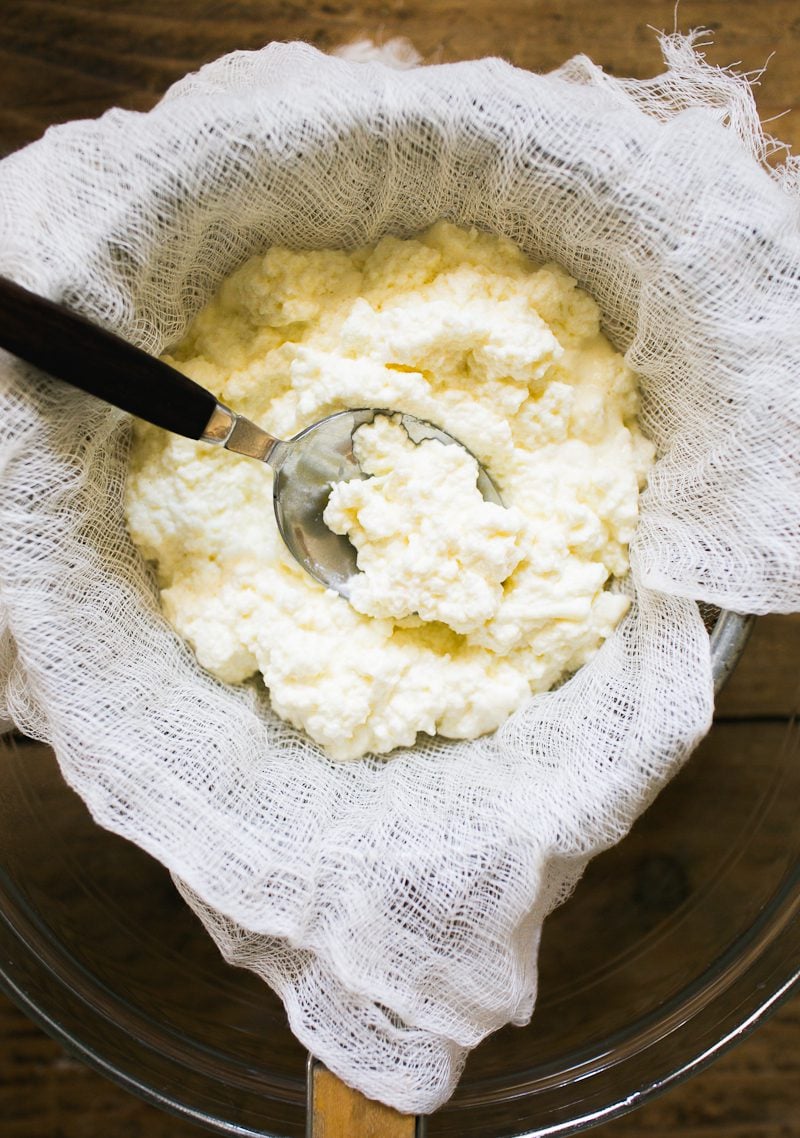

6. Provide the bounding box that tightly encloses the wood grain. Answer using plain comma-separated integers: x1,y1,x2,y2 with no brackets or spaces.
1,2,798,1137
1,0,799,158
310,1064,417,1138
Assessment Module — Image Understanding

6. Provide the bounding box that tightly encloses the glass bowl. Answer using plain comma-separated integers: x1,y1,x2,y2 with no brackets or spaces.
1,611,798,1137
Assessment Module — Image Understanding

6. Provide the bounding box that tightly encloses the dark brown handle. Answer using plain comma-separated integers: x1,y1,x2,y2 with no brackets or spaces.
0,275,216,439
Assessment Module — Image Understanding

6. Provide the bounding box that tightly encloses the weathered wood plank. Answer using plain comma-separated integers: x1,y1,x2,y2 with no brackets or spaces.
1,0,798,156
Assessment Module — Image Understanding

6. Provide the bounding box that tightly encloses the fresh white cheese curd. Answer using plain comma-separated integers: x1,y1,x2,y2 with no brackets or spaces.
323,414,526,634
125,221,655,760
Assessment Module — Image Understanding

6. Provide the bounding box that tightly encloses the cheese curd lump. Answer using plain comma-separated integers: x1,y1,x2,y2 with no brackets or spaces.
125,222,655,760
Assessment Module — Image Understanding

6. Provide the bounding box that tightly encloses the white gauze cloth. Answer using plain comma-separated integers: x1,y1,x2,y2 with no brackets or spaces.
0,33,799,1114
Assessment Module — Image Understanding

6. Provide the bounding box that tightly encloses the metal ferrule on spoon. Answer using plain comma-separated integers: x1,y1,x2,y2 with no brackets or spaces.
202,401,289,469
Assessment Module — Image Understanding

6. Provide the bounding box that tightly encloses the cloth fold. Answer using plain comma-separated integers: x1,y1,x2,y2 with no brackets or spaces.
0,33,797,1112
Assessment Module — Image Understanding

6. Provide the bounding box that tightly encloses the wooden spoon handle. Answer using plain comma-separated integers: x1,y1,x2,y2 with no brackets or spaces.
308,1060,421,1138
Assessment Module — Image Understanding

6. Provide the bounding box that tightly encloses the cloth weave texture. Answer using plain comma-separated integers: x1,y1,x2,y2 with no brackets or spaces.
0,34,798,1112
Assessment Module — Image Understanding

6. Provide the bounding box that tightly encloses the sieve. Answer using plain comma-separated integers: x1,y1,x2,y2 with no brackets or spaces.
0,271,757,1136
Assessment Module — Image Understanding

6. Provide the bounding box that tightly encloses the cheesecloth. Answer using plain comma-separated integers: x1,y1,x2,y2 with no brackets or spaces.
1,32,798,1114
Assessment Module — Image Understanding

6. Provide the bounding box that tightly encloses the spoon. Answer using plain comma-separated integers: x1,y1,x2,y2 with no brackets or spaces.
0,275,502,596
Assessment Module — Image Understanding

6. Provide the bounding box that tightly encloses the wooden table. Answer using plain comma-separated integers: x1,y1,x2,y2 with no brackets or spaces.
1,2,798,1136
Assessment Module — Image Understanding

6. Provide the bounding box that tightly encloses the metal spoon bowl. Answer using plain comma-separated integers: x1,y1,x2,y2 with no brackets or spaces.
0,277,502,596
214,406,502,596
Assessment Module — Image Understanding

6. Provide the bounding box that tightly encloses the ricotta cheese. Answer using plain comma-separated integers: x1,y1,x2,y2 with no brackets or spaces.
323,414,526,634
125,222,655,760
